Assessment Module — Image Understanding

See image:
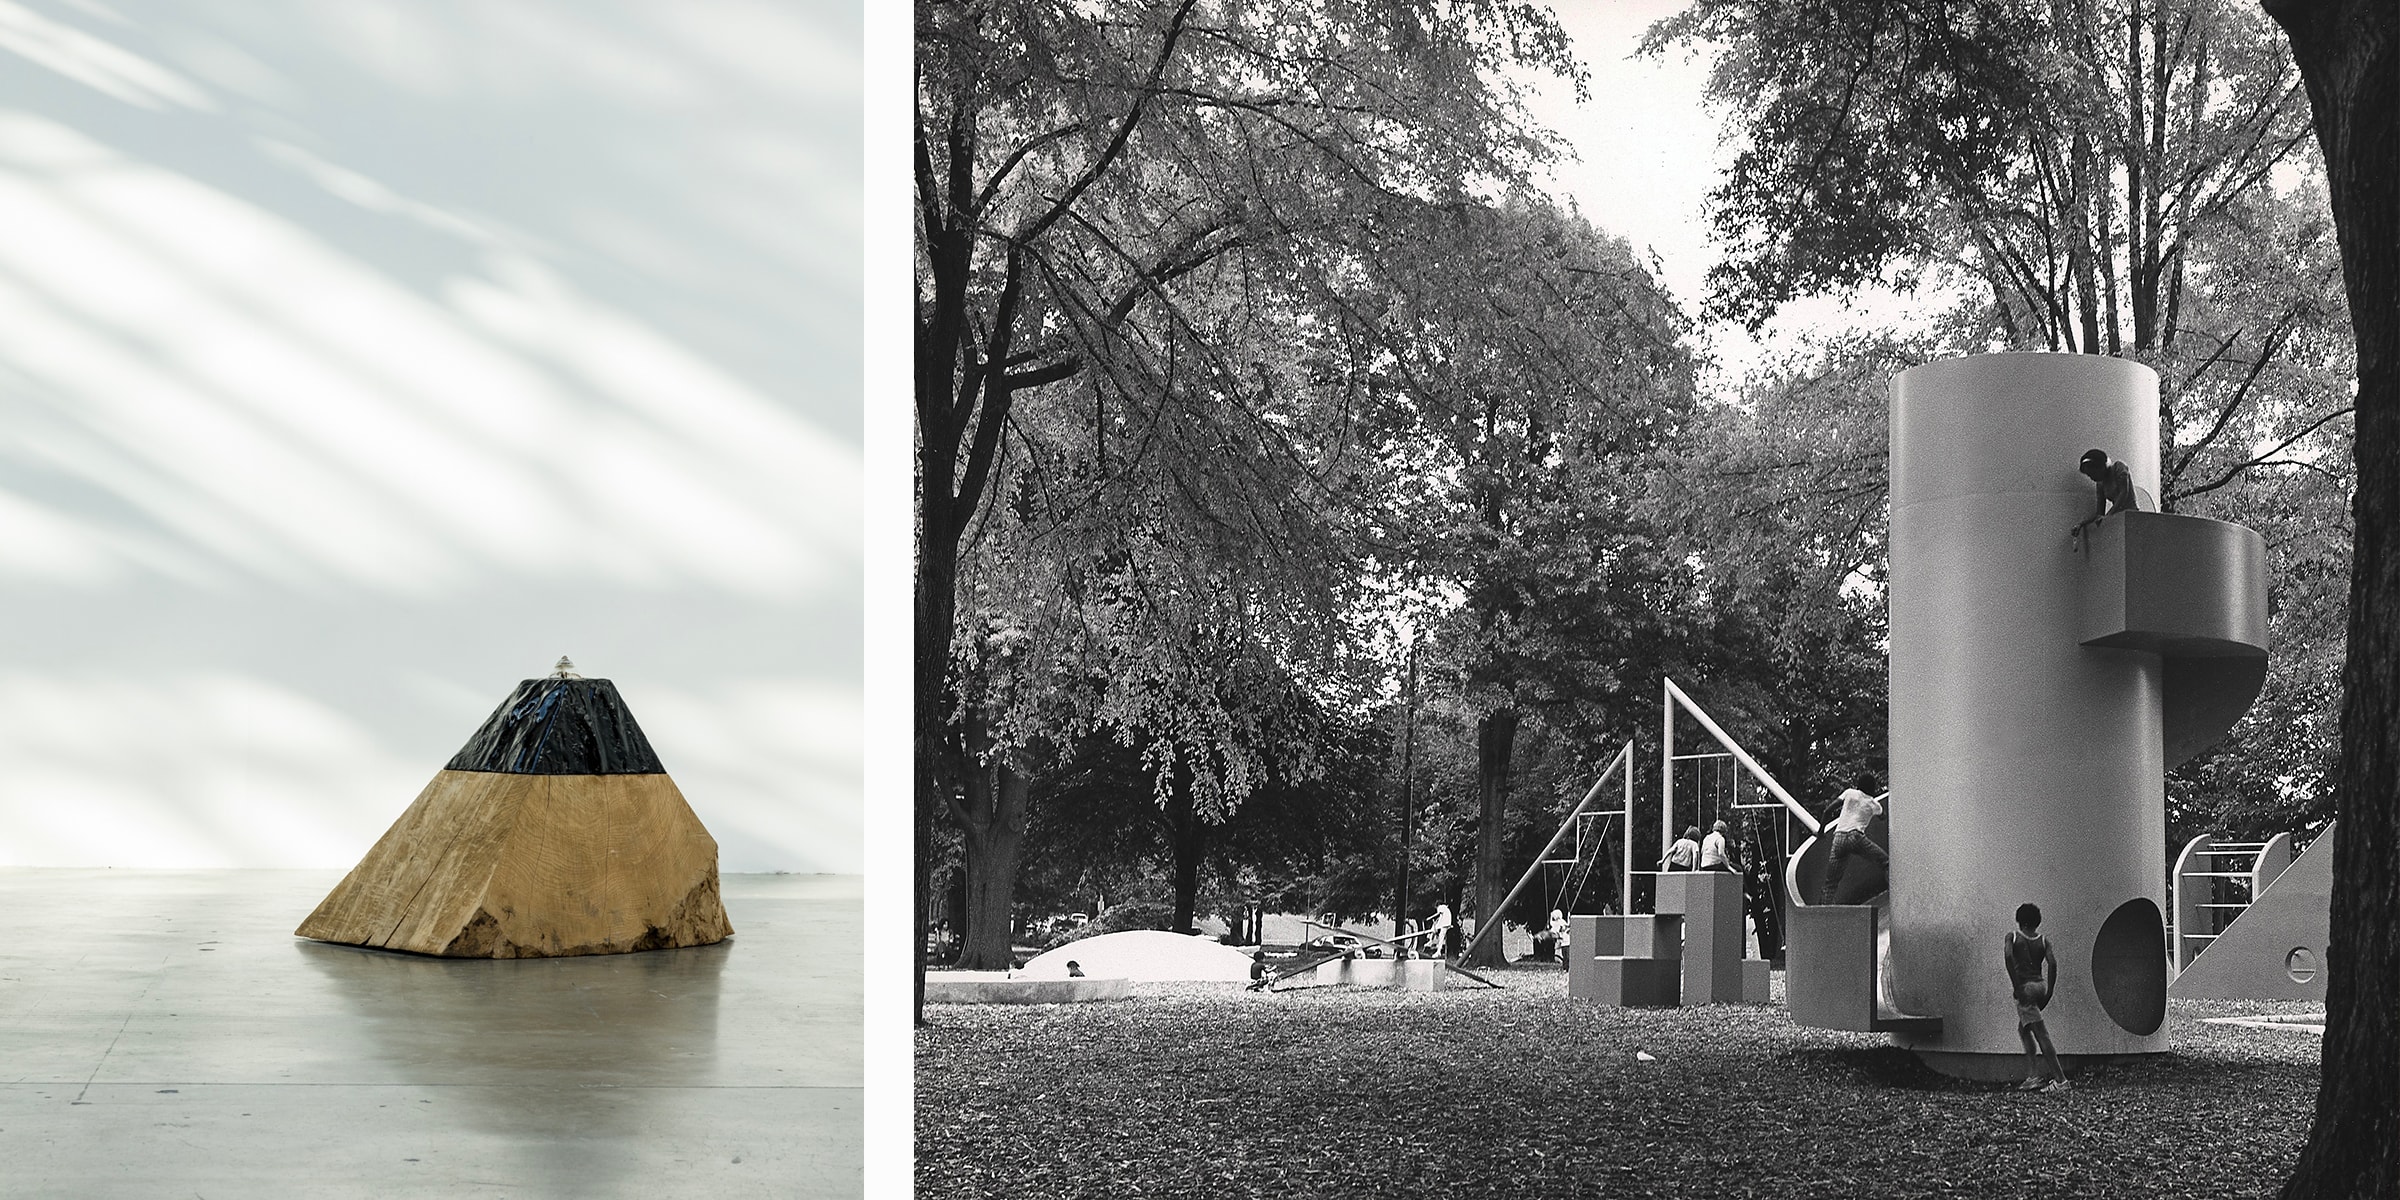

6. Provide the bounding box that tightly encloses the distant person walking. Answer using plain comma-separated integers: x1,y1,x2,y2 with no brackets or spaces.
2005,903,2068,1092
1426,904,1455,960
1821,772,1889,904
1549,908,1570,965
1663,826,1702,872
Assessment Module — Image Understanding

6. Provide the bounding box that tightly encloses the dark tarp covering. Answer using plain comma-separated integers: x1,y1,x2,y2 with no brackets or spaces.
445,678,665,775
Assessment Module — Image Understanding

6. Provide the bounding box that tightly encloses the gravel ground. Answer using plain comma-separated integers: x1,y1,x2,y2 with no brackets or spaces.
917,966,2323,1199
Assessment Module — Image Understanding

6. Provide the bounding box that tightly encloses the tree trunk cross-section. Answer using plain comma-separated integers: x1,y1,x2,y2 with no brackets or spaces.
295,676,733,958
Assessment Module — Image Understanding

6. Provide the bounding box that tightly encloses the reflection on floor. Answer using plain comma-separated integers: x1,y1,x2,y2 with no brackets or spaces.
0,869,860,1198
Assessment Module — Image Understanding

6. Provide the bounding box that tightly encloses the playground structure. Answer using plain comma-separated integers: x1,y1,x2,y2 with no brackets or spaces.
923,973,1133,1005
1459,741,1634,966
1256,354,2294,1047
1021,930,1253,982
926,929,1252,1004
2169,823,2333,1002
1255,920,1483,991
1538,681,1813,1008
1814,352,2267,1078
1541,354,2279,1081
2172,830,2295,973
1274,718,1766,999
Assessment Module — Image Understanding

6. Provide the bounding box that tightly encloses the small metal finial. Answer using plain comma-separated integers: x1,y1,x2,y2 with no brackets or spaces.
552,656,582,679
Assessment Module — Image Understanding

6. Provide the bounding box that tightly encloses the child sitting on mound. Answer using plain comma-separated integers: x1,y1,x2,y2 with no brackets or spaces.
2004,903,2068,1092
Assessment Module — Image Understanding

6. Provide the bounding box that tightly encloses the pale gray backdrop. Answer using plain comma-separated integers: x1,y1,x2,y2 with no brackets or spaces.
0,0,861,873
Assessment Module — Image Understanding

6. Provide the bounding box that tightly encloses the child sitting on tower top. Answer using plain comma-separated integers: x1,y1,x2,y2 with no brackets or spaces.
2072,449,2158,544
2079,449,2139,519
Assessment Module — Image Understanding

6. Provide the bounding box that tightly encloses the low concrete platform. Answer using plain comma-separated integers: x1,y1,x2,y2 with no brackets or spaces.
923,973,1131,1004
1579,956,1681,1007
1271,958,1446,991
0,869,860,1198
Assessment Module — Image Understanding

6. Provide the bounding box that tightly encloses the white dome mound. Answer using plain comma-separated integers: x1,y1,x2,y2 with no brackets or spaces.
1021,930,1253,982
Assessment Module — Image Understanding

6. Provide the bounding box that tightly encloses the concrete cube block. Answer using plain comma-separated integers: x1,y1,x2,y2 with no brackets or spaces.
1580,914,1679,960
1623,914,1682,961
1653,871,1698,914
1655,870,1741,917
1787,904,1879,1031
1660,872,1747,1004
1568,931,1610,999
1743,957,1771,1004
1570,914,1620,958
1397,960,1446,991
1577,956,1680,1007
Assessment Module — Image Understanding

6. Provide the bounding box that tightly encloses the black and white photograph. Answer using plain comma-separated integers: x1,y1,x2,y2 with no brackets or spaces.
906,1,2398,1196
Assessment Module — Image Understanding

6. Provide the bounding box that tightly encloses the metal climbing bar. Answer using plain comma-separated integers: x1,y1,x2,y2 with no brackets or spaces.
1458,741,1633,965
1660,677,1820,846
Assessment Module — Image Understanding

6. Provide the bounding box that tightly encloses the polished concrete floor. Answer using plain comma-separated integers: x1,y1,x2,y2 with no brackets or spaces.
0,869,860,1198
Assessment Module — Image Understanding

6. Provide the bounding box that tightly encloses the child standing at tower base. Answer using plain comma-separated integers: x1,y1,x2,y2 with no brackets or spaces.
2005,903,2068,1092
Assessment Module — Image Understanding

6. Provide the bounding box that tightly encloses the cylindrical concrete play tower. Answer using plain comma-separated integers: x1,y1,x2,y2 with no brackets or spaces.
1886,353,2169,1074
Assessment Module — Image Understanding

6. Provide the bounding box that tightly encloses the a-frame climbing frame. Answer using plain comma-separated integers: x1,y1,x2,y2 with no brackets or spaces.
1658,678,1824,897
1459,741,1634,964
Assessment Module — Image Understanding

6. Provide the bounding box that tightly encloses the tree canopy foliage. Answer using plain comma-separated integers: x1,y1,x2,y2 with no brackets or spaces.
914,0,1599,990
1649,0,2352,502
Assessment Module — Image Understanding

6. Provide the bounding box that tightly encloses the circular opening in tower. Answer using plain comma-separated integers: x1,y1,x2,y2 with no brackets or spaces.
2091,897,2167,1035
2286,947,2318,984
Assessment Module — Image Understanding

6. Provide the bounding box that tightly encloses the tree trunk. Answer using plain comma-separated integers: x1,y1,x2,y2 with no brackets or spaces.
913,110,976,1027
952,736,1031,970
1465,707,1519,967
2260,2,2399,1196
913,497,958,1024
1168,770,1203,934
1394,640,1418,945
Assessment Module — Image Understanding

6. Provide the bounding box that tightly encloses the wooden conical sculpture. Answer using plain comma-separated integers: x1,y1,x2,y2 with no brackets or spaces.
297,660,732,957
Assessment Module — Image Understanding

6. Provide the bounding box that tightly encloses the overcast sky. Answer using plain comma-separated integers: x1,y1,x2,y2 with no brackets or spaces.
1521,2,1923,388
1520,2,1722,308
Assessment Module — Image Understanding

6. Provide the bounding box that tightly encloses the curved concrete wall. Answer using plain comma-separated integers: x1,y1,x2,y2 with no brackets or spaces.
2078,510,2270,766
1888,353,2169,1063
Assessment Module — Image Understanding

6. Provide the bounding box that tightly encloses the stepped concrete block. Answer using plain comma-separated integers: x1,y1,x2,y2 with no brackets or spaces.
1788,905,1880,1032
1571,914,1619,957
1661,872,1746,1005
1743,958,1771,1004
1584,913,1680,960
1578,957,1680,1007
